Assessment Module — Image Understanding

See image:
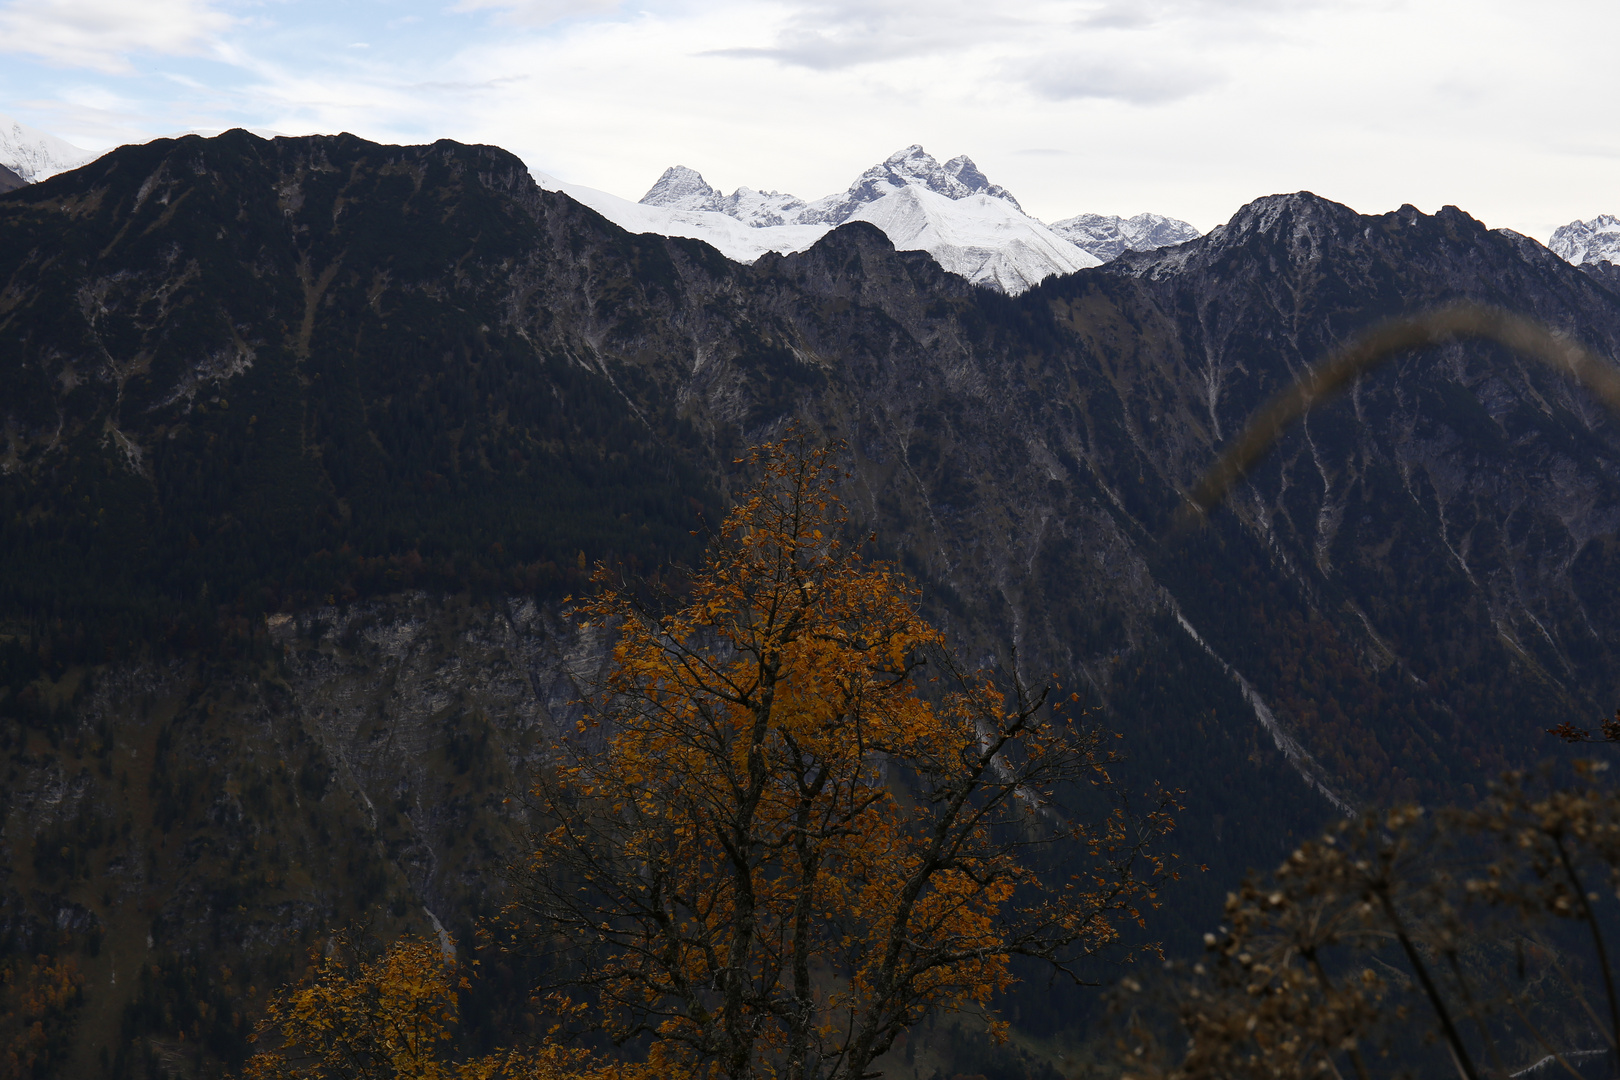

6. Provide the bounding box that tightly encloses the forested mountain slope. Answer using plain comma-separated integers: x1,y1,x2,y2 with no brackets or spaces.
3,131,1620,1075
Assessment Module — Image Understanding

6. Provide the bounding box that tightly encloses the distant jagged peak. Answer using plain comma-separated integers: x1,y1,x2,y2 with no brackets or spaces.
637,166,809,227
635,144,1025,230
722,186,808,228
1550,214,1620,266
618,145,1201,287
638,165,725,213
800,144,1022,225
1048,210,1201,263
942,154,993,193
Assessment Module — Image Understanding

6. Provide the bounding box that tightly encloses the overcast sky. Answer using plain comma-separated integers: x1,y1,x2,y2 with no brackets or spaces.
1,0,1616,239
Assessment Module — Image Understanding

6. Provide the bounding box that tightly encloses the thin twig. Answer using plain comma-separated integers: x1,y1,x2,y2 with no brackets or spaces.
1181,303,1620,526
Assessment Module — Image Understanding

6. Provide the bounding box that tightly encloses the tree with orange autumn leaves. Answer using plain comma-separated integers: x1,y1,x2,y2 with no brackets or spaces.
510,431,1180,1080
0,955,83,1080
242,930,590,1080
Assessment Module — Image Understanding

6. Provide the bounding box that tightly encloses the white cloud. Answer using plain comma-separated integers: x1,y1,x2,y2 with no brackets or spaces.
707,2,997,68
703,0,1343,71
1021,54,1220,104
7,0,1620,243
13,87,155,150
450,0,624,29
0,0,231,73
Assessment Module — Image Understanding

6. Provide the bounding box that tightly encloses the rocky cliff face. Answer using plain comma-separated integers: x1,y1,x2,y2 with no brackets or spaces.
6,136,1620,1074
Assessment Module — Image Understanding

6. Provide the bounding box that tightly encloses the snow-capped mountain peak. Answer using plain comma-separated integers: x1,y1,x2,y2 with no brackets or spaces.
599,143,1199,292
723,187,810,228
637,144,1021,229
538,170,830,264
639,165,725,213
0,113,97,183
942,154,1018,205
847,185,1099,294
638,166,810,227
1047,211,1203,262
1549,214,1620,266
799,144,1021,226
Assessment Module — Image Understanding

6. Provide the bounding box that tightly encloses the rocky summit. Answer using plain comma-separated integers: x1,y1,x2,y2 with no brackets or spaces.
1551,212,1620,266
1047,210,1203,261
5,133,1620,1075
629,144,1202,277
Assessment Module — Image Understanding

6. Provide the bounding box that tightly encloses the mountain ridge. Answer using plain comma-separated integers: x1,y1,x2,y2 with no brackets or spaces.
7,131,1620,1076
1048,210,1201,261
638,144,1026,226
628,143,1199,286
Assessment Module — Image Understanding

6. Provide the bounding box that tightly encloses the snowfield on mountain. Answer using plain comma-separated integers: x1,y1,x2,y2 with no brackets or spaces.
551,144,1186,293
847,185,1100,293
0,112,96,182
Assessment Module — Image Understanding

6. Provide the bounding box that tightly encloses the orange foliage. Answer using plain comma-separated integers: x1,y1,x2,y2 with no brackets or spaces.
241,931,593,1080
513,430,1179,1080
0,955,83,1080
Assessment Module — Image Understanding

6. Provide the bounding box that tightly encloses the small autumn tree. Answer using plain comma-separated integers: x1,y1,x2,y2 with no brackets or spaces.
510,431,1179,1080
242,931,589,1080
0,954,83,1080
